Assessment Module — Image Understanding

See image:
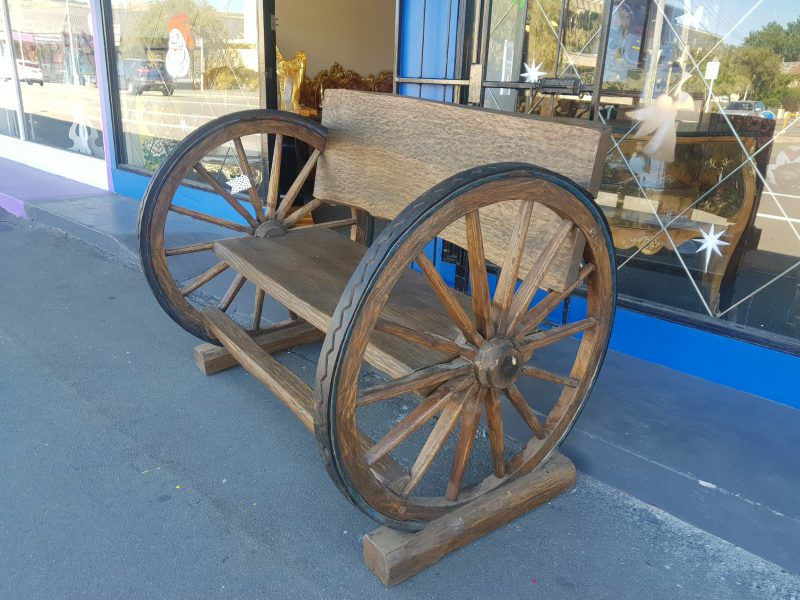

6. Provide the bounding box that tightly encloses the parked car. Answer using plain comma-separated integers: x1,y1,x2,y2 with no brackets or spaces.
1,59,44,85
723,101,774,119
118,58,173,96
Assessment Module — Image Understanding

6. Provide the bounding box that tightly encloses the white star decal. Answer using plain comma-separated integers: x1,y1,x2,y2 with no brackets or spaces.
522,60,547,84
226,175,252,195
178,118,192,134
693,225,729,272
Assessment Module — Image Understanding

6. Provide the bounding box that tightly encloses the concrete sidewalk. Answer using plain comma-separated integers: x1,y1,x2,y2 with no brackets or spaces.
1,210,800,598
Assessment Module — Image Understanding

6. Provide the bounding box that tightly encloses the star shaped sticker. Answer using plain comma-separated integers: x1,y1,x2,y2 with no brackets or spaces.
522,60,547,84
226,175,252,195
178,118,192,134
693,225,729,272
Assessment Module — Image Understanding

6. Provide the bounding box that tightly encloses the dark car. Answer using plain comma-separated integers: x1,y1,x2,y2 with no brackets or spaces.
118,58,173,96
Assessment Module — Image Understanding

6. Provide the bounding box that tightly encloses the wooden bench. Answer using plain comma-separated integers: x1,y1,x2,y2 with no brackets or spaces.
138,89,616,584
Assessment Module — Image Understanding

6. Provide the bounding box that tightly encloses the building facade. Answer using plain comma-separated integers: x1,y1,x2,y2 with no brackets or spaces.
1,0,799,406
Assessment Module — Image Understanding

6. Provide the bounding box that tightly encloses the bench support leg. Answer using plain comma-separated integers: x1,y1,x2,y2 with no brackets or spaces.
362,452,576,586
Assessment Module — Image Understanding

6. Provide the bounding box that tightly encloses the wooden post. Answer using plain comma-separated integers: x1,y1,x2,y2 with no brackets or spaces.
362,453,576,586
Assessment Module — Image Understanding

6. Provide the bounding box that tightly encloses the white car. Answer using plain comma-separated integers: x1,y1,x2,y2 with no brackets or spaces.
16,60,44,85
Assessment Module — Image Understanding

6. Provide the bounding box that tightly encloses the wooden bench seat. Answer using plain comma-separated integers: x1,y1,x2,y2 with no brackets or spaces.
213,227,473,378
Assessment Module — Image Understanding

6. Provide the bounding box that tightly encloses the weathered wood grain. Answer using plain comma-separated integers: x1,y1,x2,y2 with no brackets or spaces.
314,90,602,291
193,319,323,375
362,453,576,586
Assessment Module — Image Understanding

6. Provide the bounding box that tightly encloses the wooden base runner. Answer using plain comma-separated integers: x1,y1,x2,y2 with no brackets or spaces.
193,318,323,375
363,452,576,586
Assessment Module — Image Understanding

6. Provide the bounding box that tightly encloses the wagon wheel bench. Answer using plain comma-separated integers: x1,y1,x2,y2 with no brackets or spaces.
138,89,616,585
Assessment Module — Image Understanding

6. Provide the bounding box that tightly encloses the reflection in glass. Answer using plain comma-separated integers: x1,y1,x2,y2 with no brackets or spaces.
110,0,260,170
6,0,103,156
0,2,19,137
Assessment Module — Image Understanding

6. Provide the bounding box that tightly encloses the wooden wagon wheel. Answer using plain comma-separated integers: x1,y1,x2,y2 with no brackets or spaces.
315,163,616,530
138,110,328,343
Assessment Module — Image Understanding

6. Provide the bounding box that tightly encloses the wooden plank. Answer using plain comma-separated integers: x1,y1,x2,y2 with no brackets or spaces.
362,452,576,586
214,227,475,378
313,89,603,291
199,308,406,484
193,319,323,375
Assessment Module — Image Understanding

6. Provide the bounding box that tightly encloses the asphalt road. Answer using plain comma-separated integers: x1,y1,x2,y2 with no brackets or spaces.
1,213,799,599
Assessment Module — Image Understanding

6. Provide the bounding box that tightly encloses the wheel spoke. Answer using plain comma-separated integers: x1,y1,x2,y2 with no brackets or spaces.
218,273,246,311
416,253,484,348
276,148,322,221
291,218,356,231
445,385,483,501
520,365,579,387
180,261,229,296
520,318,597,356
169,204,253,234
502,219,573,336
401,395,466,497
232,137,264,221
364,378,471,467
484,388,505,478
513,263,595,342
265,134,283,220
465,210,494,339
375,319,477,360
357,361,472,407
504,384,546,439
193,163,259,228
282,198,321,228
164,240,215,256
494,200,534,332
252,287,265,330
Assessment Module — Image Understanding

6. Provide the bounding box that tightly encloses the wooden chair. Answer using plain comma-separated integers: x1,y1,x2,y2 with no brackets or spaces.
137,89,616,584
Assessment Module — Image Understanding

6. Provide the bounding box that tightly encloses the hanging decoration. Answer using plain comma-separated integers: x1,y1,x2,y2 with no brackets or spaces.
693,225,729,272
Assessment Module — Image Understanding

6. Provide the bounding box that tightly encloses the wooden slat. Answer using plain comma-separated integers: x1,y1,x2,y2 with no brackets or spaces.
314,89,604,291
363,453,576,586
358,362,472,407
193,163,259,228
503,219,573,336
200,308,405,484
170,204,253,234
513,263,595,341
520,318,597,355
484,388,505,478
402,397,465,497
193,319,323,375
364,378,470,467
504,384,546,439
520,365,579,387
445,385,483,501
202,308,316,429
374,319,476,360
265,134,283,220
276,148,322,221
465,211,494,339
213,228,476,378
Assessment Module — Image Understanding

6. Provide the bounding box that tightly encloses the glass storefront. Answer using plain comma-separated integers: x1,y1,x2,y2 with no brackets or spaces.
4,0,104,157
108,0,260,171
0,1,19,137
480,0,800,346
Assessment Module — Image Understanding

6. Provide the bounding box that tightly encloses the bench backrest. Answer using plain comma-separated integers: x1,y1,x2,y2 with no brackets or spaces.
313,89,611,291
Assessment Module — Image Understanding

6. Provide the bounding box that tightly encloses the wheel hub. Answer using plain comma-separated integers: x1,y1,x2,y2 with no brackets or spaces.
254,219,286,238
473,337,522,388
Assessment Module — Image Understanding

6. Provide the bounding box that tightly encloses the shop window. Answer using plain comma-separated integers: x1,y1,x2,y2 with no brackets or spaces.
4,0,103,155
109,0,259,171
0,2,19,138
476,0,800,347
